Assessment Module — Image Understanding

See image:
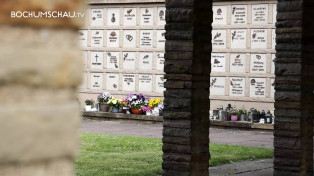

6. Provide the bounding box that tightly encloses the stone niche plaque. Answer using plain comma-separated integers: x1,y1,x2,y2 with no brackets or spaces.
90,51,103,69
213,6,227,25
229,77,245,96
123,52,136,69
211,53,226,72
91,30,104,47
270,78,275,98
157,30,166,49
251,29,267,49
156,75,166,93
250,78,266,98
123,30,136,48
273,4,277,24
107,8,120,26
90,73,103,90
250,54,266,73
230,53,246,73
212,30,226,49
139,74,152,92
157,7,166,26
210,77,225,96
123,74,135,91
124,8,137,26
271,54,275,74
106,52,119,69
107,30,120,48
141,7,154,26
140,30,153,48
231,5,247,25
106,73,119,91
231,29,247,49
78,30,88,47
252,4,268,24
272,29,276,49
140,52,153,70
156,52,165,71
91,9,104,26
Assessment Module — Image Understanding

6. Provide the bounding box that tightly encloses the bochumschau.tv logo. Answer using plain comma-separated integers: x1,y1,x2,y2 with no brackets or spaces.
11,11,85,18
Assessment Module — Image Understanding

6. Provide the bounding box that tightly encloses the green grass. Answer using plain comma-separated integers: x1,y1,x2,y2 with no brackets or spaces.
75,133,273,176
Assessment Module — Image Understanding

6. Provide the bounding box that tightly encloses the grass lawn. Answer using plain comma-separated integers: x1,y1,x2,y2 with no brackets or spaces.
75,132,273,176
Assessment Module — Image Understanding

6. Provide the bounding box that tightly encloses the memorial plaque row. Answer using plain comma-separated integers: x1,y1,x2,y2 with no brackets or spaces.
80,73,165,93
213,4,277,25
79,29,165,48
90,7,166,26
212,29,276,49
211,53,275,73
210,77,275,98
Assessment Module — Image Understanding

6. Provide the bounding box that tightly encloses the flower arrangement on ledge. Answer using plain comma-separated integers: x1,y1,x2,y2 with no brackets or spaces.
125,93,149,114
98,92,112,112
85,99,95,111
108,98,121,113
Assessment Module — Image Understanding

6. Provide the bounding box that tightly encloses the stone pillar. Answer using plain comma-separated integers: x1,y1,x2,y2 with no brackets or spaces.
0,1,85,176
162,0,212,175
274,0,313,175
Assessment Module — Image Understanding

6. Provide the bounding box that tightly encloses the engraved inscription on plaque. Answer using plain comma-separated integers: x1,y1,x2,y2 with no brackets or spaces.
123,30,136,48
230,53,246,73
250,54,267,73
140,8,154,26
90,51,103,69
250,78,266,98
91,30,104,47
106,52,119,69
140,30,153,48
212,30,226,49
106,73,119,91
90,73,103,90
231,29,247,49
91,9,104,26
252,4,268,24
107,8,120,26
157,7,166,26
123,52,136,70
156,52,165,71
156,75,166,93
79,30,88,47
107,30,120,48
139,74,152,92
123,74,135,91
251,29,267,49
157,30,166,49
231,5,247,25
210,77,225,96
124,8,137,26
139,52,153,70
272,29,276,49
211,53,226,72
229,77,245,96
213,6,227,25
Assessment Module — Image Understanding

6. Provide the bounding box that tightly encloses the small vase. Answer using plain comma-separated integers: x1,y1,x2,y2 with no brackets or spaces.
152,107,160,116
231,115,238,121
122,107,129,114
146,111,152,116
240,114,247,121
85,105,92,111
111,107,119,113
99,102,109,112
131,108,143,115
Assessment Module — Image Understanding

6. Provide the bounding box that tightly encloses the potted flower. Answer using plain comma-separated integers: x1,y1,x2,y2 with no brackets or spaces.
85,99,95,111
238,108,247,121
120,98,130,114
142,106,153,116
108,98,121,113
148,98,163,116
229,109,238,121
125,93,147,114
98,92,112,112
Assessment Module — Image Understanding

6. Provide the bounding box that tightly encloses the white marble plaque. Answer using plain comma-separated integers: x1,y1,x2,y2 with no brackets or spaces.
231,5,247,25
106,52,119,69
251,29,267,49
107,30,120,48
140,30,153,48
211,53,226,72
141,8,154,26
156,75,165,93
229,77,245,96
273,4,277,24
252,4,268,24
123,74,135,91
270,78,275,99
230,53,246,73
106,73,119,91
139,52,153,70
272,29,276,49
212,30,226,49
124,8,137,26
157,7,166,26
123,52,136,69
90,73,103,89
156,52,165,71
271,54,275,74
91,9,103,26
250,54,267,73
123,30,136,48
231,29,247,49
79,30,88,47
91,30,104,47
79,72,87,89
107,8,120,26
250,78,266,97
139,74,152,92
210,77,225,96
157,30,166,49
213,6,227,25
90,51,103,69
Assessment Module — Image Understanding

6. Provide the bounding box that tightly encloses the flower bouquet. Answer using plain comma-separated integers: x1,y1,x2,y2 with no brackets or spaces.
142,106,153,116
85,99,95,111
148,98,163,116
125,93,148,114
108,98,121,113
98,92,112,112
120,98,130,114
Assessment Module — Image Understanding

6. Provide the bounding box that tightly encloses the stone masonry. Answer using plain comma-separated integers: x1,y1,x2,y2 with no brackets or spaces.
162,0,212,175
0,0,85,176
274,0,313,175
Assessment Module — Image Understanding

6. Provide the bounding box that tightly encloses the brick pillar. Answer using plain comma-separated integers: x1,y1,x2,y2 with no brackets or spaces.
162,0,212,175
0,1,84,176
274,0,313,175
